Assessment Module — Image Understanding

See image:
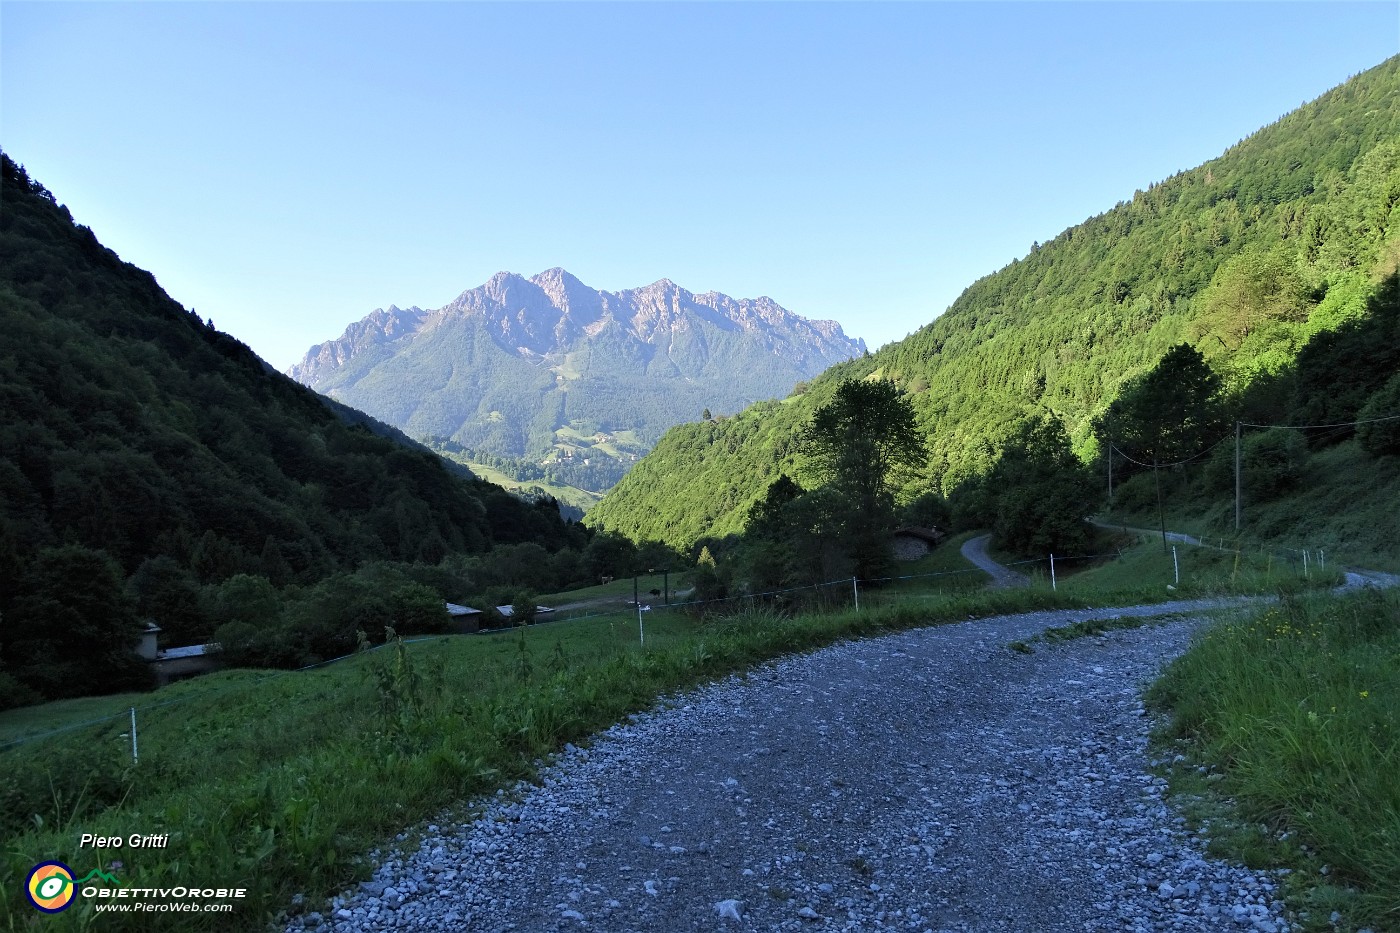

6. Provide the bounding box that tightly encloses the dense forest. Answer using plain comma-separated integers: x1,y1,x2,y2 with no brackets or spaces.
0,154,658,708
588,56,1400,551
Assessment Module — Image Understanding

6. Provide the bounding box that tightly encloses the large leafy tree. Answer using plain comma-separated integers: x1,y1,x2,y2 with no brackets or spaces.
802,379,926,580
984,416,1097,556
1098,344,1227,465
1096,344,1227,547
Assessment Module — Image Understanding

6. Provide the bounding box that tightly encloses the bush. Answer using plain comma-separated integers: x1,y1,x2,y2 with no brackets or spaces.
1356,372,1400,457
0,670,40,711
510,591,538,626
1242,427,1308,498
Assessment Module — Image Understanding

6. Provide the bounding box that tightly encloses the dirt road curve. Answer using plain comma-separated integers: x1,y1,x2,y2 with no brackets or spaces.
959,534,1031,589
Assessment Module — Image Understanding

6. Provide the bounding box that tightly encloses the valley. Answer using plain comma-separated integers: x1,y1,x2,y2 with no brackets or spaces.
2,40,1398,933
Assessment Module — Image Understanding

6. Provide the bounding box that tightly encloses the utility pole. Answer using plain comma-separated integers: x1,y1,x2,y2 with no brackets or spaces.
1234,421,1241,532
1154,458,1168,554
1106,441,1113,508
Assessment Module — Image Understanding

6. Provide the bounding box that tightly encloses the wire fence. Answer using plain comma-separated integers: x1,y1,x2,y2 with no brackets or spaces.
0,519,1364,759
0,635,441,755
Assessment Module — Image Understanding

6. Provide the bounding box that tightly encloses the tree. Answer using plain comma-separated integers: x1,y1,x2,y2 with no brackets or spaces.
510,590,537,626
1190,247,1310,356
803,379,926,580
1096,344,1227,549
5,545,153,699
982,416,1096,555
127,555,208,646
1242,428,1308,496
1098,344,1226,465
692,546,729,604
744,475,805,541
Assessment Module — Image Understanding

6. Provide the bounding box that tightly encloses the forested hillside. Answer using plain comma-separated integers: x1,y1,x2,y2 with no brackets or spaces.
0,153,599,705
588,56,1400,550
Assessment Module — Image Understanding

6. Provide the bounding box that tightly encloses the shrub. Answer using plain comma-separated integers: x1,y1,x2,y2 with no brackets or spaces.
1242,427,1308,498
1356,372,1400,456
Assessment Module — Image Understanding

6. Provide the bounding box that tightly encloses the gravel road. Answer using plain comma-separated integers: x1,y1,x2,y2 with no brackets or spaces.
959,535,1032,589
292,599,1296,933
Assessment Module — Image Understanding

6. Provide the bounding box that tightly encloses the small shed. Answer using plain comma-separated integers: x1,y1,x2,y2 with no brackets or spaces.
445,602,484,634
151,643,222,686
138,621,222,685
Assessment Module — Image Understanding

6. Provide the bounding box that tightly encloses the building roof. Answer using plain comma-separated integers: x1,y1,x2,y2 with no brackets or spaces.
155,643,219,661
892,526,944,544
445,602,482,616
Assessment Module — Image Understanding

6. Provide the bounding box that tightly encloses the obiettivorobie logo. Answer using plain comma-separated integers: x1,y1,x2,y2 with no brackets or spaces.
23,859,248,915
24,862,122,913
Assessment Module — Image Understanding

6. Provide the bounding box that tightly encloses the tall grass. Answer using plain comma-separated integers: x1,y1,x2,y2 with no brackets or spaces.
1148,588,1400,931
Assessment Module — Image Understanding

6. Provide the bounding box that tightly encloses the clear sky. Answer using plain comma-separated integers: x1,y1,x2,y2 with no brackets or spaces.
3,2,1397,372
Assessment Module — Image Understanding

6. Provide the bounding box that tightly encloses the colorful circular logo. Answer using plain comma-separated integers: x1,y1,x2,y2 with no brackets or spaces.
25,861,76,913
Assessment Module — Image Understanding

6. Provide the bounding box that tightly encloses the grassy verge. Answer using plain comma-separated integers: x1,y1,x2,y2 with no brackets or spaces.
1006,612,1186,654
1060,530,1343,600
1106,439,1400,575
3,585,1108,932
1146,588,1400,932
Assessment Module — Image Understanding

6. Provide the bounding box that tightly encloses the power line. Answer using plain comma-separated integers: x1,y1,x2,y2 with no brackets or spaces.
1240,412,1400,430
1110,431,1233,468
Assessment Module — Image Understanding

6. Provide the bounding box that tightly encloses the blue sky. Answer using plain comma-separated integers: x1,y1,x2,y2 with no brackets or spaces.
3,2,1397,372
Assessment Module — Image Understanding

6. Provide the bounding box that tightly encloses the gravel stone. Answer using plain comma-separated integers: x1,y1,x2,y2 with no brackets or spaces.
292,600,1296,932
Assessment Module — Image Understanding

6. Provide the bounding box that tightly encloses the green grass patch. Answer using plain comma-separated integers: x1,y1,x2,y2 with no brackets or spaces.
1006,613,1184,654
453,459,602,513
537,571,686,605
870,530,988,600
1062,531,1342,600
1146,588,1400,932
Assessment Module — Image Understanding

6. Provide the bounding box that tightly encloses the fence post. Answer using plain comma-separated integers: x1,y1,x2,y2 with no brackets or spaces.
852,577,859,612
130,707,138,763
1172,546,1179,587
1049,554,1056,591
1303,550,1309,579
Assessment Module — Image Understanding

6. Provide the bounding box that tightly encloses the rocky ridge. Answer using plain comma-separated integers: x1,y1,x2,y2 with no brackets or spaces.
289,269,864,394
285,270,866,477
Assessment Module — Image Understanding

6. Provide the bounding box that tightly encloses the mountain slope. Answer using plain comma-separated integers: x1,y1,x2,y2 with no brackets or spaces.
289,269,865,494
0,152,582,697
587,56,1400,549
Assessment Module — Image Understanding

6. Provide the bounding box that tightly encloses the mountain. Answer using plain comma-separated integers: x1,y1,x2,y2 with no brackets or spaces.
0,152,585,702
289,270,866,501
587,56,1400,550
